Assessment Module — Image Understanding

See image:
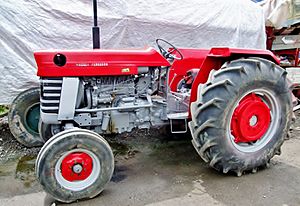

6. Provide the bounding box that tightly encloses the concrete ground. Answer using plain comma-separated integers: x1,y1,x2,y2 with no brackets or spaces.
0,113,300,206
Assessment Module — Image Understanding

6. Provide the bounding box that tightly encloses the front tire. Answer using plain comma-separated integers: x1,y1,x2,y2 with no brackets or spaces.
8,87,44,147
35,129,114,203
189,58,293,176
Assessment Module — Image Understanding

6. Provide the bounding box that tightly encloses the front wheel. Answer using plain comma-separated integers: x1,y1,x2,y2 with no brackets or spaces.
35,129,114,203
189,58,293,176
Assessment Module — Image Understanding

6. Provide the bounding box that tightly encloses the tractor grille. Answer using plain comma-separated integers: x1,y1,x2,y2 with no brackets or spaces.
40,78,62,114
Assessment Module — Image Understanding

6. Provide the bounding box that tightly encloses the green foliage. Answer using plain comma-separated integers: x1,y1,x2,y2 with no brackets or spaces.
0,105,8,116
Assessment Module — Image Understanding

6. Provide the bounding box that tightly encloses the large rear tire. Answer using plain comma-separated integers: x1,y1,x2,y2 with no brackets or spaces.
35,129,114,203
8,87,44,147
189,58,293,176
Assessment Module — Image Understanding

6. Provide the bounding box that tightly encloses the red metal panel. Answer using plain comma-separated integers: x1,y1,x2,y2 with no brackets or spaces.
35,47,170,77
273,48,300,67
168,48,210,91
169,47,279,92
188,47,280,116
208,47,280,64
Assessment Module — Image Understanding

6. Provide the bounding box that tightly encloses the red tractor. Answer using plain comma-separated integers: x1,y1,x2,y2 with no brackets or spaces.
8,1,293,203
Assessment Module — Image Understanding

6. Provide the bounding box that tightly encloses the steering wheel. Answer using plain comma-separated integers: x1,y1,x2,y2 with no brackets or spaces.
156,39,183,60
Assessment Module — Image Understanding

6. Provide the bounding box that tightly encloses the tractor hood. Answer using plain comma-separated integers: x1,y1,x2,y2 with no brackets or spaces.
34,47,170,77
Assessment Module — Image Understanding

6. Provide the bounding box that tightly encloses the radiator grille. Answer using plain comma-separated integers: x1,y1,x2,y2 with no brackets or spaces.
40,78,62,114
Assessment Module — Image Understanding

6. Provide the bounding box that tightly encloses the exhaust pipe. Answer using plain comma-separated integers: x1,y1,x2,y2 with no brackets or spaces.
92,0,100,49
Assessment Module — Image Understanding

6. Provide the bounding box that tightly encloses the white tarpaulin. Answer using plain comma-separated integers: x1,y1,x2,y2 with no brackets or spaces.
0,0,266,104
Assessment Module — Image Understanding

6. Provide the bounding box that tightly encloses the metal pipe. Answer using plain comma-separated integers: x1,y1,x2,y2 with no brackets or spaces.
93,0,98,27
92,0,100,49
75,103,153,113
77,93,153,113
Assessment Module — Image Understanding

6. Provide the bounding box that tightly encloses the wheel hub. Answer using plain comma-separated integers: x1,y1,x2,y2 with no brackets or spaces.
231,93,271,143
25,103,40,134
72,164,83,174
61,152,93,182
249,115,258,127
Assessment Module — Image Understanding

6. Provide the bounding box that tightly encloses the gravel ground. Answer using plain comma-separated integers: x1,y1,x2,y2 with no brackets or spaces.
0,116,40,162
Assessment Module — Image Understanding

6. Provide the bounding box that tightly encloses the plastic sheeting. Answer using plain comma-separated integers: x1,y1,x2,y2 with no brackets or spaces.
0,0,266,104
258,0,300,28
259,0,293,28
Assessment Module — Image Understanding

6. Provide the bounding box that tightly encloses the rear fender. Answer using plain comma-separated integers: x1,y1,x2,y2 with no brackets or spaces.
189,47,280,115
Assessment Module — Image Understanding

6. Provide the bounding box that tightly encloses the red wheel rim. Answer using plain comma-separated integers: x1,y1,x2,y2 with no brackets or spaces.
61,152,93,182
231,93,271,143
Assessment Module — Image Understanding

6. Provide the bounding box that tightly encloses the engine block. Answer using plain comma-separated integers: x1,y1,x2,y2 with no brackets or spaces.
86,76,136,107
40,67,189,134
